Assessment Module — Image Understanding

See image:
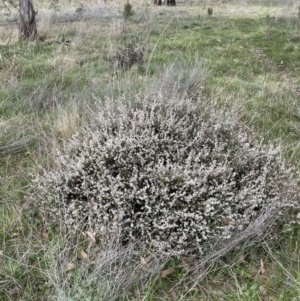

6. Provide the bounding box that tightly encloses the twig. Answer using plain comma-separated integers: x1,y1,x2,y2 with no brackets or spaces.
0,137,33,154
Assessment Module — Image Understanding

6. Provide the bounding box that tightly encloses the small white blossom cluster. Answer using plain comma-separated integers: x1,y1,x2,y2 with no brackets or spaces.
30,94,299,255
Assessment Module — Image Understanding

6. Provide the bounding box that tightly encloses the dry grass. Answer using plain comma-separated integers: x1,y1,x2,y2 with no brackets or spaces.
1,0,300,300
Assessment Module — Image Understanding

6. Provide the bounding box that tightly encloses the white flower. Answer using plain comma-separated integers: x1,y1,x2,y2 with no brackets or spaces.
30,93,299,256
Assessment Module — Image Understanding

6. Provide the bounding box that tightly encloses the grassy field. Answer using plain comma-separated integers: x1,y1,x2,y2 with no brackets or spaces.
1,0,300,300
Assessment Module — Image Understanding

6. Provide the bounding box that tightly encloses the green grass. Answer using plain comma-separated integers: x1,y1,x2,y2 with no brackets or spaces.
2,0,300,300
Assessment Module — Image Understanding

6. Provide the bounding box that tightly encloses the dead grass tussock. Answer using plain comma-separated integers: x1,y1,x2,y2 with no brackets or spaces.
54,103,81,141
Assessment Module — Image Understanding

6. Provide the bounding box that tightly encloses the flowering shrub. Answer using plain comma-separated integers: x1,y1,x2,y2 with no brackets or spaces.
31,94,298,255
